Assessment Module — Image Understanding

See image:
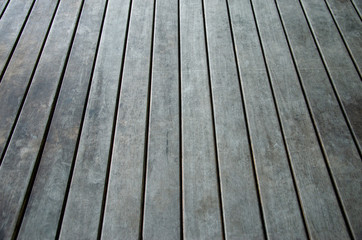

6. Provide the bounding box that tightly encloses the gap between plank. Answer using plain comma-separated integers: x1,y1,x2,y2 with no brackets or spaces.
248,0,311,238
0,0,11,19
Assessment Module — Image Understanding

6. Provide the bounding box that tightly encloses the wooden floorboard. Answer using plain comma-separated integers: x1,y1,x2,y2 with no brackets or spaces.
0,0,361,239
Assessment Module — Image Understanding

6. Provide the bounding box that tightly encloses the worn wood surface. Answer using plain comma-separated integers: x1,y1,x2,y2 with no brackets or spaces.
0,0,361,238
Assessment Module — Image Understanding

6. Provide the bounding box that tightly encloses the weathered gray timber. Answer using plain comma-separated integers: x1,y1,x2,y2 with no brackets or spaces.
299,0,362,150
100,0,155,239
180,0,223,239
227,0,307,238
142,0,180,238
325,0,362,76
203,0,268,238
0,0,34,76
251,0,351,238
16,0,107,238
57,0,131,239
276,0,362,238
0,0,58,162
0,0,85,238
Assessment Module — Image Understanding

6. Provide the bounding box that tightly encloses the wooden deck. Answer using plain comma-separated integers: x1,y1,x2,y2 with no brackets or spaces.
0,0,361,239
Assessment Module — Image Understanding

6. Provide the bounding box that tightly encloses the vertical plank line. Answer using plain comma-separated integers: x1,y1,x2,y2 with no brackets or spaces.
349,0,362,20
95,0,134,239
323,0,362,78
140,0,157,238
0,0,10,19
0,0,36,83
0,0,61,166
201,0,226,238
54,0,110,237
10,0,87,237
224,0,267,238
178,0,184,238
296,0,362,156
274,1,356,238
248,0,311,238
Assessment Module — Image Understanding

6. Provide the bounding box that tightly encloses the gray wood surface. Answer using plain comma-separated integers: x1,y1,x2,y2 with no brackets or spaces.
299,0,362,150
100,0,155,239
276,0,362,238
0,0,34,76
324,0,362,77
0,0,10,18
0,0,84,238
227,0,307,238
203,0,268,239
0,0,58,162
351,0,362,18
180,0,223,239
16,0,107,238
142,0,180,239
251,0,351,238
57,0,131,239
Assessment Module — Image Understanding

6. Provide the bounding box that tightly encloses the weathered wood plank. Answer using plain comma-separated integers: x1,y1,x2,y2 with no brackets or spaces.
100,0,155,239
57,0,131,239
0,0,59,162
227,0,308,238
142,0,180,238
299,0,362,150
276,0,362,238
180,1,223,239
324,0,362,76
16,0,107,238
0,0,85,238
0,0,34,77
203,0,267,239
251,0,351,238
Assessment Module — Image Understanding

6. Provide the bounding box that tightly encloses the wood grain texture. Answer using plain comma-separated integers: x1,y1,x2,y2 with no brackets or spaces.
180,0,223,239
142,0,180,238
324,0,362,76
252,0,351,238
0,0,84,238
100,0,155,239
57,0,131,239
276,0,362,238
0,0,34,75
0,0,58,162
299,0,362,150
227,0,308,238
16,0,107,238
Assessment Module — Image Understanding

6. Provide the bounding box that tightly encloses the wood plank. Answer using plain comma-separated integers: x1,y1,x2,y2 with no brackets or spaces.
276,0,362,238
324,0,362,76
0,0,59,162
0,0,10,18
16,0,107,238
251,0,351,238
100,0,155,239
180,0,223,239
57,0,131,239
0,0,34,77
351,0,362,18
0,0,85,238
203,0,267,239
299,0,362,150
227,0,308,238
142,0,180,238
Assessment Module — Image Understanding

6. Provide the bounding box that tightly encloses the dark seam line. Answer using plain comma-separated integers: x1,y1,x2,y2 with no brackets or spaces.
349,0,362,20
224,0,267,238
0,0,36,84
249,0,311,238
0,0,61,166
297,0,362,157
96,0,134,239
0,0,11,19
55,0,109,238
201,0,226,238
139,0,157,239
178,0,184,238
323,0,362,78
11,0,87,238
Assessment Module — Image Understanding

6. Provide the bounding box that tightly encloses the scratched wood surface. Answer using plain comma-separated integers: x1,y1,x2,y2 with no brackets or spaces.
0,0,361,239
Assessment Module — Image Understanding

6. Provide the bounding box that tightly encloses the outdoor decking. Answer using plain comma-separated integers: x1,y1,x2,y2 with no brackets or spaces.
0,0,361,239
